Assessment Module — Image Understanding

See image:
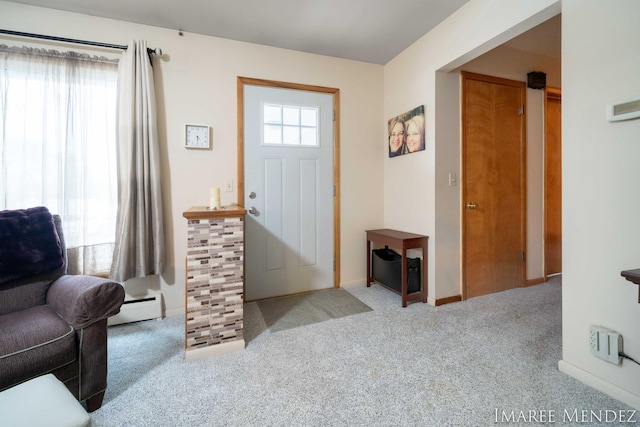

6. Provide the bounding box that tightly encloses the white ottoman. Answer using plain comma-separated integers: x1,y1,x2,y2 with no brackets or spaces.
0,374,91,427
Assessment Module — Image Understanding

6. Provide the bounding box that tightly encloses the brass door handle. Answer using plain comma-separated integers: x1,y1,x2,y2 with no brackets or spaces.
464,203,477,209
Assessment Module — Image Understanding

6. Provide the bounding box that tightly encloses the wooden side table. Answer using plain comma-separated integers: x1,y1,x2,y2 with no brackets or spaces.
366,228,428,307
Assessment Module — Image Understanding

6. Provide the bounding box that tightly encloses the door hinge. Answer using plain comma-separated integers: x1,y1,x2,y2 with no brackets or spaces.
333,110,336,121
518,105,524,115
333,260,336,271
519,251,525,262
333,185,336,197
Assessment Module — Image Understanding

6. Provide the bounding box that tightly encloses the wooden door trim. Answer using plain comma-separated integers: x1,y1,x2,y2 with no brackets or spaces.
460,71,527,299
237,77,341,287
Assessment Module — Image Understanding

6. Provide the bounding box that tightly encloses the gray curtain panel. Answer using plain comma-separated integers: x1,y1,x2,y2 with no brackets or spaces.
110,40,165,282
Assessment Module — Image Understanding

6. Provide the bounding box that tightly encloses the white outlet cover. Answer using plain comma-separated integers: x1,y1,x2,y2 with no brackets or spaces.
589,325,622,365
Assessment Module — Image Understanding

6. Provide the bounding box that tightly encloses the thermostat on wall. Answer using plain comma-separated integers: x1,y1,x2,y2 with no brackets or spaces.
606,97,640,122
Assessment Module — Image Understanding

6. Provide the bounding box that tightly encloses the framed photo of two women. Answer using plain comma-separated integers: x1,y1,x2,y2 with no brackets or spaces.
388,105,425,157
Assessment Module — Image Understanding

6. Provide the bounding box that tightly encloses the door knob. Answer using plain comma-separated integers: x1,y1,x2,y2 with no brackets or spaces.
464,203,477,209
248,207,259,216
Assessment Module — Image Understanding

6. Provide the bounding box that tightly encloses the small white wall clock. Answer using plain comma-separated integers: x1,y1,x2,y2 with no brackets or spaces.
185,124,210,149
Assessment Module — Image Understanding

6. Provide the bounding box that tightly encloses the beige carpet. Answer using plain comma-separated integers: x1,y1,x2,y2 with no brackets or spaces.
95,277,638,427
256,287,372,332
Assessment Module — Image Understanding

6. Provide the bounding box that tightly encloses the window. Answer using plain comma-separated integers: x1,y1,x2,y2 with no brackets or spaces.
0,45,118,275
263,103,319,146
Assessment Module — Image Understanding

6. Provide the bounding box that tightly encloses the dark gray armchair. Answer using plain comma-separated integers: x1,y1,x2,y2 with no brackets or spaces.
0,207,125,411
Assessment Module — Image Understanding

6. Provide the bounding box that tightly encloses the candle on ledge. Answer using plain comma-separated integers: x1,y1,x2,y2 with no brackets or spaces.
210,187,221,210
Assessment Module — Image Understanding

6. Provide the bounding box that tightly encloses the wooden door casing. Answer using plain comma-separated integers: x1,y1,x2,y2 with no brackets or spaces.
462,72,526,299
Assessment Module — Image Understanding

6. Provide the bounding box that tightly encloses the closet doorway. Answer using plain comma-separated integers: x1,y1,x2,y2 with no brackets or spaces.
544,87,562,277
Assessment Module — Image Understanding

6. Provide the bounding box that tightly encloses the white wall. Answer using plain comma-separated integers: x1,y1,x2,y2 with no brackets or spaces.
559,0,640,410
384,0,560,301
0,1,385,312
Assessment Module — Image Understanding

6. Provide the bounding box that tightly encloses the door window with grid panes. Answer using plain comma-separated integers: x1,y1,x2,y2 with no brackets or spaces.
263,103,319,147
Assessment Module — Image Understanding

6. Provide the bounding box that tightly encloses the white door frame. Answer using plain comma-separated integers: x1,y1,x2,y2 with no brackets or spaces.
237,76,341,290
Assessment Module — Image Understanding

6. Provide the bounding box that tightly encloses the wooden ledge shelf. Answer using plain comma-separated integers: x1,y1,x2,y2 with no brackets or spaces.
620,269,640,303
182,205,247,220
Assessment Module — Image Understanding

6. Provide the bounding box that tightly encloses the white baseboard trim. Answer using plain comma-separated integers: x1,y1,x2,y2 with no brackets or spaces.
184,340,245,362
558,360,640,410
108,290,162,326
165,307,183,318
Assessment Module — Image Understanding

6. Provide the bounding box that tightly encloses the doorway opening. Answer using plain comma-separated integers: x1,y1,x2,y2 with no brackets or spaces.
544,87,562,278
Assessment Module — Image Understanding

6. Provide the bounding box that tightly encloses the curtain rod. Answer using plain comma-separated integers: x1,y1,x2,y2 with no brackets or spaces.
0,29,162,56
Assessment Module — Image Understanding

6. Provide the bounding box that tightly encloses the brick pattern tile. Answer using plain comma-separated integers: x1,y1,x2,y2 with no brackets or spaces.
185,217,244,351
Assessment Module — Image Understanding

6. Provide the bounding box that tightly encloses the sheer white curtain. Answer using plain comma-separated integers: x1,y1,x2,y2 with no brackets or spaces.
0,44,118,275
110,40,164,282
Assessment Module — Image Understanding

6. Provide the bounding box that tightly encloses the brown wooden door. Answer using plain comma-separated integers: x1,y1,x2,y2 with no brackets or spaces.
462,72,526,299
545,88,562,276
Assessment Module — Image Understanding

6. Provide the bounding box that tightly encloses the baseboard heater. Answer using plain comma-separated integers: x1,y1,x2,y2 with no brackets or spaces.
108,291,162,326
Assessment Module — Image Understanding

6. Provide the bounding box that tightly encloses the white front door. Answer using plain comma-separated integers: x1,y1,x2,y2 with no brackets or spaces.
244,84,334,301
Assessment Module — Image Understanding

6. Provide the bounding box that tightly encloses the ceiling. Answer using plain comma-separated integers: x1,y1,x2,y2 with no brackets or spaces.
4,0,472,64
503,14,561,60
